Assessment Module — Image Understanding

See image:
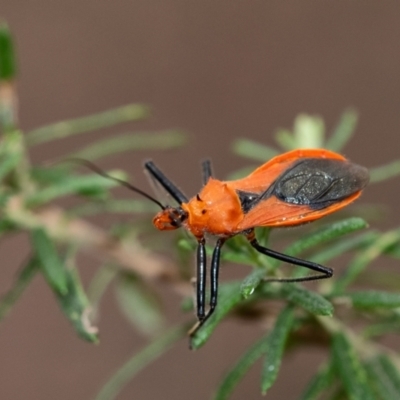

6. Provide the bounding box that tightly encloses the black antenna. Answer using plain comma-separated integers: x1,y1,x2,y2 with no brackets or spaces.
144,161,188,204
65,158,166,210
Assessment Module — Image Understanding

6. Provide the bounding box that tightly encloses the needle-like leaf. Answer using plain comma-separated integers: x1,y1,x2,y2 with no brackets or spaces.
231,139,278,162
347,290,400,310
331,333,375,400
26,104,150,145
190,282,242,349
326,109,358,152
261,306,296,394
31,228,69,295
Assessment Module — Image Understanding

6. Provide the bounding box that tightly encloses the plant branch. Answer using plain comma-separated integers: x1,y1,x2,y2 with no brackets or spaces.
5,196,190,294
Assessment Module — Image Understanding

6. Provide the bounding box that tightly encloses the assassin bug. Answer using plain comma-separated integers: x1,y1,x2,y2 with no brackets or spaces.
75,148,369,337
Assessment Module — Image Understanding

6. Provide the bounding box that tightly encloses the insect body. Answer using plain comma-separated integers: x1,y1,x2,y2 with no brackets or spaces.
74,149,369,337
146,149,369,335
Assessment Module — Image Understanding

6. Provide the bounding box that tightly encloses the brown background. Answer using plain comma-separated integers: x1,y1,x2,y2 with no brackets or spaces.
1,2,400,399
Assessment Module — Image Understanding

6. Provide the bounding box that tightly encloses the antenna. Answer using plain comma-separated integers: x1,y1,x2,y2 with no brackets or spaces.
65,158,165,210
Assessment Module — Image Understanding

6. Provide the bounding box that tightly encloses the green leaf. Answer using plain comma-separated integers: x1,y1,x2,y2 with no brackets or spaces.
326,109,358,151
224,233,271,269
375,355,400,393
115,272,164,337
213,335,269,400
0,150,21,181
269,218,368,271
300,361,335,400
247,282,332,315
347,290,400,310
310,231,378,265
280,284,334,316
363,320,400,339
96,324,187,400
0,216,14,234
364,356,400,399
231,139,278,162
331,333,375,400
190,281,242,349
55,265,99,343
240,268,267,299
31,228,69,295
213,307,294,400
384,242,400,259
222,241,258,266
0,257,38,321
224,233,252,253
0,22,17,80
66,130,186,161
261,306,295,394
26,171,126,207
31,229,97,341
293,114,325,149
285,218,368,259
0,132,23,180
30,166,71,185
275,128,297,150
369,160,400,183
332,229,400,295
177,238,196,251
26,103,151,145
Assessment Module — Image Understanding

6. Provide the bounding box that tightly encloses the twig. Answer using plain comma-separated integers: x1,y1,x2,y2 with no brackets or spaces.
5,196,190,296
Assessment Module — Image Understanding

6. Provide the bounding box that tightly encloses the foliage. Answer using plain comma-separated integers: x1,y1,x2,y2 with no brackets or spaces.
2,21,400,400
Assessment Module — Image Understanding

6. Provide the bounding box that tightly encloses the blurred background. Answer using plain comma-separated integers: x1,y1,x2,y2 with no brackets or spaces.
1,2,400,399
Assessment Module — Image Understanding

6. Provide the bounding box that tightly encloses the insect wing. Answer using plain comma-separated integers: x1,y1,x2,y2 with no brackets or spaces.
237,192,361,229
235,150,369,230
229,149,346,194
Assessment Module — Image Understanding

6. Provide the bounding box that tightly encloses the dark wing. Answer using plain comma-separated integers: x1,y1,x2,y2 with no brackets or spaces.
237,158,369,230
272,158,369,210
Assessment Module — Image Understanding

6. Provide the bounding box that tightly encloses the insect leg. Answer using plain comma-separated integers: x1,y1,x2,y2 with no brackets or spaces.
144,161,188,204
245,230,333,282
196,238,207,320
208,238,225,319
201,159,213,185
189,238,225,338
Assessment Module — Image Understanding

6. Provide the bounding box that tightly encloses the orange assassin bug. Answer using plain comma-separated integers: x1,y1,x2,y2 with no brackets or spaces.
77,148,369,336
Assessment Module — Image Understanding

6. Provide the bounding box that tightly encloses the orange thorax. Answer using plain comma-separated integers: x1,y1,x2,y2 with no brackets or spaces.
181,178,244,238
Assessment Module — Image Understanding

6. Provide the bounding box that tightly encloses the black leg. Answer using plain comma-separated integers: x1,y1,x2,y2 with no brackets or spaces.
189,238,225,338
245,230,333,282
201,159,213,185
209,238,224,314
196,238,206,321
144,161,188,204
